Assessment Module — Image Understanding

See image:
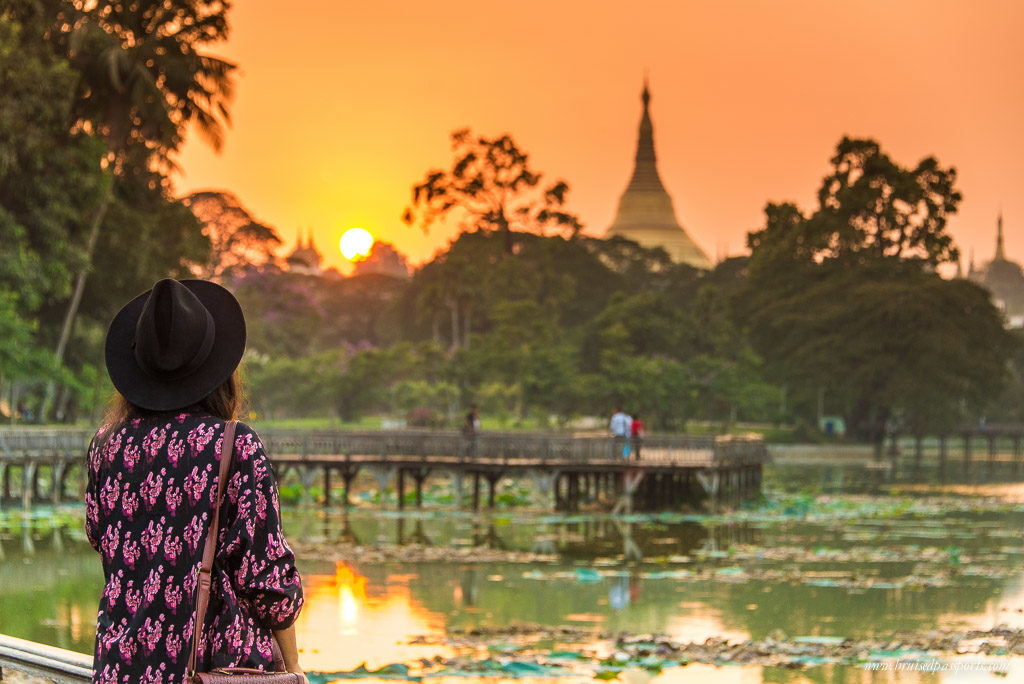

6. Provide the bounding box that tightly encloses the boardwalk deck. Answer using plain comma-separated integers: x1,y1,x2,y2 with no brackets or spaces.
0,428,767,512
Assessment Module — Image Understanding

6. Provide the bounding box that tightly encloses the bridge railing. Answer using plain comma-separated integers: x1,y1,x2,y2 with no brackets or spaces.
0,429,93,461
0,633,92,683
258,429,766,466
0,427,767,467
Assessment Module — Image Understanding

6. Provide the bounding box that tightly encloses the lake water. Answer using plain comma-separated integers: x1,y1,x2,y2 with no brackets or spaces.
3,458,1024,682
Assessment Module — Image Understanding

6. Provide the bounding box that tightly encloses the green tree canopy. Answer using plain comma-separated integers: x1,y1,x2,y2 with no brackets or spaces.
740,137,1012,441
40,0,234,417
63,0,235,163
0,6,106,401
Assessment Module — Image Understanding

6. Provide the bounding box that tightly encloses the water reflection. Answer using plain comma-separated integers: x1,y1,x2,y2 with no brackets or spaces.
5,460,1024,684
294,562,451,672
0,522,102,653
452,567,478,608
292,509,748,563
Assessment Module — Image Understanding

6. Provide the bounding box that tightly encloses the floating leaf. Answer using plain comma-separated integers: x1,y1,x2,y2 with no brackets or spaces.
593,669,621,680
574,567,603,583
313,662,419,681
793,636,847,645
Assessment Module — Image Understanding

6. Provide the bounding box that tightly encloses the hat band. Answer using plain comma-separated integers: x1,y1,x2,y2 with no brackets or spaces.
133,309,217,382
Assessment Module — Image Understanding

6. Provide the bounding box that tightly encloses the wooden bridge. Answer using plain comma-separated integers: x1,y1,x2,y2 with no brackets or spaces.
0,428,767,512
0,429,89,511
883,424,1024,480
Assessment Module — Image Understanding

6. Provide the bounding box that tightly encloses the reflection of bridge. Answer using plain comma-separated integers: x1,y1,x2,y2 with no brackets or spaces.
325,512,757,563
0,429,767,512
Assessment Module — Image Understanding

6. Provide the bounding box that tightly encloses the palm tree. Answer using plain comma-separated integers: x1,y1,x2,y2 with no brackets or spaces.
44,0,236,417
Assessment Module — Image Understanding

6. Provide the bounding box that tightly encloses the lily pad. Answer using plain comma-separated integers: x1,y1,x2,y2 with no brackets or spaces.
792,636,847,645
574,567,603,583
313,662,420,682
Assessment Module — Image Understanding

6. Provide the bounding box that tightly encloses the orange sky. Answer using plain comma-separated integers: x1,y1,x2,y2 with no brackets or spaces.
175,0,1024,272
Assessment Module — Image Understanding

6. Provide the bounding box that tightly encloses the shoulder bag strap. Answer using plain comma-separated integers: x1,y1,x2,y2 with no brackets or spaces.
187,419,237,677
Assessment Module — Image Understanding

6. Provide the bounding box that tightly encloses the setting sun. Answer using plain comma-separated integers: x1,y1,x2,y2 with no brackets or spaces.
339,227,374,261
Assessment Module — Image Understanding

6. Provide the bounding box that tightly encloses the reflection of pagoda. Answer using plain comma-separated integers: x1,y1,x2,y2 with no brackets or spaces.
286,230,323,275
605,81,712,270
969,213,1024,327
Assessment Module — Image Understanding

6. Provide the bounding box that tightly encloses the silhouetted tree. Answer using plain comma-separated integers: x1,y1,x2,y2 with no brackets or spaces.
403,128,583,254
748,137,961,268
183,190,282,279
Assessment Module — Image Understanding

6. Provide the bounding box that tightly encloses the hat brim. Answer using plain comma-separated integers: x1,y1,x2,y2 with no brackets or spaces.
105,280,246,412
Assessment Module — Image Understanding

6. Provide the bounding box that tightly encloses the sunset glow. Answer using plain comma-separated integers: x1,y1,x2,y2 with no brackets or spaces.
339,227,374,261
175,1,1024,271
293,563,451,672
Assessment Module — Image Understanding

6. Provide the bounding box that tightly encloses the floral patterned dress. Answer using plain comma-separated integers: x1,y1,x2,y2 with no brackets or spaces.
85,412,304,683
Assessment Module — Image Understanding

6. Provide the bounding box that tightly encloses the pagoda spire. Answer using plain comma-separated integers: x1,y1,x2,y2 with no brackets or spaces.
996,211,1006,261
624,77,665,194
604,79,711,269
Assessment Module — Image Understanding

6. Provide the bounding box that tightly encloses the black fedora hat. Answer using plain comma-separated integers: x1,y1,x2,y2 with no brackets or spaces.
105,279,246,411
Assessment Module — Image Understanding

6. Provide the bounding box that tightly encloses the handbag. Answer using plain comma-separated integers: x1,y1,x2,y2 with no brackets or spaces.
187,420,305,684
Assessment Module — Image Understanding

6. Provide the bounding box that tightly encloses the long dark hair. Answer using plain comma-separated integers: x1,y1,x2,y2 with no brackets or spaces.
99,371,245,442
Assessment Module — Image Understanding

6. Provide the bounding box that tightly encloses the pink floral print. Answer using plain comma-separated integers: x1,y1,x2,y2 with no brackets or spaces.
86,414,303,683
139,469,164,511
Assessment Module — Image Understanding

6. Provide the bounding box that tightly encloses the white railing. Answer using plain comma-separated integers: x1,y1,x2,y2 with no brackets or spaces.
0,633,92,683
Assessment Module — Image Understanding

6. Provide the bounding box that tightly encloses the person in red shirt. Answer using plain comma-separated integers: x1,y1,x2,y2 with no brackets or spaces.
630,414,645,460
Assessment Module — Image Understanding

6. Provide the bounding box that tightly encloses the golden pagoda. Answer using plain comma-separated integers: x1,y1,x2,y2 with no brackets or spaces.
605,82,712,269
968,212,1024,327
285,229,323,275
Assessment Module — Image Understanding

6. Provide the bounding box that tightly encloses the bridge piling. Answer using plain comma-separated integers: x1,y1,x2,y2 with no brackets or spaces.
53,461,67,506
486,473,500,509
397,468,406,510
413,468,429,508
22,462,36,512
341,466,358,509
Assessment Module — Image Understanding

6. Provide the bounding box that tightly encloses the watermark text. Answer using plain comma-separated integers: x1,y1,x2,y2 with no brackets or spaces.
861,659,1007,674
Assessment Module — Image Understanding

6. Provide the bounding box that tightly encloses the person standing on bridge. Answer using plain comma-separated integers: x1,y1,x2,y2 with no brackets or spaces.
630,413,645,460
609,406,632,459
85,279,305,683
461,404,481,458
